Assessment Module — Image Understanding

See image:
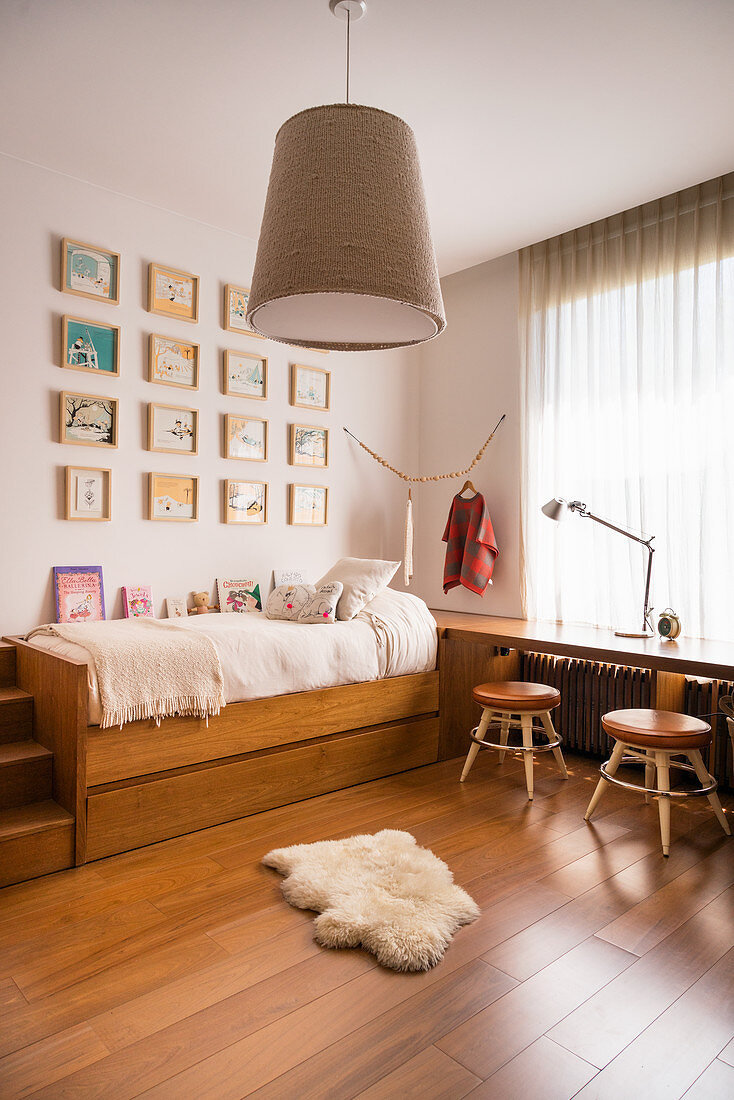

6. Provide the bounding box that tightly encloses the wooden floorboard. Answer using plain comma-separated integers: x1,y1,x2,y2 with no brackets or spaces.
354,1046,481,1099
548,886,734,1069
463,1035,597,1098
0,752,730,1099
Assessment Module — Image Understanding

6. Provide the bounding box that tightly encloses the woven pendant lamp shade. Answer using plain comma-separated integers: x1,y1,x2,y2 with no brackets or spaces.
246,103,446,351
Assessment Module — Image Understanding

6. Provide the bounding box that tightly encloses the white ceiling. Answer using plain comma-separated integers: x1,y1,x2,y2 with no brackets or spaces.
1,0,733,276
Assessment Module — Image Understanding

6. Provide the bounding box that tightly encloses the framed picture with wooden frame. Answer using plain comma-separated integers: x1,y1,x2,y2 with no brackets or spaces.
62,316,120,377
290,363,331,411
147,403,199,456
148,262,199,323
65,465,111,521
61,237,120,305
223,350,268,400
289,483,328,527
148,333,199,390
223,479,268,525
148,473,199,521
290,423,329,468
224,414,268,462
60,391,118,449
223,283,264,338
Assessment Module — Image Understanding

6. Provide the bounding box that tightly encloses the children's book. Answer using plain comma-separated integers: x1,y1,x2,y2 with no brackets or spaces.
53,566,105,623
216,578,262,613
273,568,306,587
122,585,154,618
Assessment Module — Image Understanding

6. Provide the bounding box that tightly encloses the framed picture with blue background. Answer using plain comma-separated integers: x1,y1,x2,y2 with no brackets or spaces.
62,316,120,376
61,237,120,304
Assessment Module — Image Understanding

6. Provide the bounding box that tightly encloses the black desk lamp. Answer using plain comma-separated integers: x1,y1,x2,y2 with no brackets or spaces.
542,497,655,638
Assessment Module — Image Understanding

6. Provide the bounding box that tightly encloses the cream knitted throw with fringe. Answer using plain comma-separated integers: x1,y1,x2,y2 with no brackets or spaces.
28,619,225,728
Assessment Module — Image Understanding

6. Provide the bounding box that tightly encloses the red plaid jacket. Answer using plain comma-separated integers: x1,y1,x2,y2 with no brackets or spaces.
442,492,498,595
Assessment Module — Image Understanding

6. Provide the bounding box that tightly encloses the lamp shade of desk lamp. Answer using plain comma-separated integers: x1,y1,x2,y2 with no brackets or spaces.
541,497,568,522
245,2,445,352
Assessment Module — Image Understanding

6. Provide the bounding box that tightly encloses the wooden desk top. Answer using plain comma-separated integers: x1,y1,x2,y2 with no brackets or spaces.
430,611,734,682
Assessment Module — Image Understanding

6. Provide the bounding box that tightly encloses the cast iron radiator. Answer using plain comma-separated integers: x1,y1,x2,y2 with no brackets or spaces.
518,652,733,791
683,676,734,791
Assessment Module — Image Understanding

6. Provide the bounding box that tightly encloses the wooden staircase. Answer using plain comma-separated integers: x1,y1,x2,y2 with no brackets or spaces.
0,642,74,888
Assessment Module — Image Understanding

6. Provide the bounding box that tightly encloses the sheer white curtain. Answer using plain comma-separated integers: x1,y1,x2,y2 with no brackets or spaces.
520,174,734,640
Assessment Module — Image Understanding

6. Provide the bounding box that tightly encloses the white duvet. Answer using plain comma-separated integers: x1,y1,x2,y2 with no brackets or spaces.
28,588,438,726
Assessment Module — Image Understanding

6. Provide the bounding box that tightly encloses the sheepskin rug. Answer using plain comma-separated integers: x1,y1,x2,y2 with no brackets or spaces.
262,829,480,972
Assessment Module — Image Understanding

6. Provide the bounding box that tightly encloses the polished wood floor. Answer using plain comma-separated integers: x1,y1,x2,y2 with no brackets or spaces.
0,751,732,1099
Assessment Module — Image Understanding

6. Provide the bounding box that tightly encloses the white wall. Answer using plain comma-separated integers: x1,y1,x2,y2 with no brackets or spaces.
0,155,419,634
411,253,523,618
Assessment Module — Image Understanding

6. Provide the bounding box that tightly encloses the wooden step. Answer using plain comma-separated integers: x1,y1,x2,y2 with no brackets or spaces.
0,801,74,888
0,688,33,743
0,741,53,808
0,643,16,688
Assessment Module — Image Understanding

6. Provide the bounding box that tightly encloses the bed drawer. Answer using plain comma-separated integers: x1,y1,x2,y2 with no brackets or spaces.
85,715,440,860
86,670,439,785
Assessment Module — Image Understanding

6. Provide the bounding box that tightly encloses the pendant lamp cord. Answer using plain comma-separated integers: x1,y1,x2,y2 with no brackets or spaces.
345,9,351,103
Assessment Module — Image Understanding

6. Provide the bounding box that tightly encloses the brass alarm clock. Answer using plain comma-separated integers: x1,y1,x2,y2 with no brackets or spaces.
657,609,681,639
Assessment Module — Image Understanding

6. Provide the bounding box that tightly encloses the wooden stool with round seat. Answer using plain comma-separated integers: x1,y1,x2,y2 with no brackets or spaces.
585,709,731,856
460,681,568,800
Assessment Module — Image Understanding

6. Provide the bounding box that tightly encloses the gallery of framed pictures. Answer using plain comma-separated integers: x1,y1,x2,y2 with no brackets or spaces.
148,334,199,389
224,479,267,524
65,465,111,521
225,414,268,461
223,350,267,399
148,261,199,323
148,403,199,456
60,391,118,448
62,316,120,376
54,238,337,529
289,483,328,526
61,238,120,305
149,473,199,521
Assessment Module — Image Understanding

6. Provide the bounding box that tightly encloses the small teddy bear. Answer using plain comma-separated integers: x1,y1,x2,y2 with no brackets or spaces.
189,590,215,615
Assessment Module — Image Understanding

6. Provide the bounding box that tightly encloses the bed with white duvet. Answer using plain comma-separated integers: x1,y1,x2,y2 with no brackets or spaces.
29,588,438,726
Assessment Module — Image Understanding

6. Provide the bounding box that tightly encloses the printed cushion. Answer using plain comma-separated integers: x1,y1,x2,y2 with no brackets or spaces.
316,557,401,621
265,582,343,624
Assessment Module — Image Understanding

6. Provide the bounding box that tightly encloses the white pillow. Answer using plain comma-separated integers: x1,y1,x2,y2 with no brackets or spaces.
265,582,343,624
316,557,400,621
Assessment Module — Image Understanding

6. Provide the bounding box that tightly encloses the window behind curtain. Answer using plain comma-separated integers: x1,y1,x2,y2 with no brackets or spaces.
519,175,734,641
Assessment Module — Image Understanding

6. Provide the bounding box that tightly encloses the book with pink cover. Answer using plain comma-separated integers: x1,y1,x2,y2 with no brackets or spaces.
53,566,105,623
121,585,154,618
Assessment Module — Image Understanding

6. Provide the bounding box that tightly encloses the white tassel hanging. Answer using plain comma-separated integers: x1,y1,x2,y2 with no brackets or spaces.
404,489,414,586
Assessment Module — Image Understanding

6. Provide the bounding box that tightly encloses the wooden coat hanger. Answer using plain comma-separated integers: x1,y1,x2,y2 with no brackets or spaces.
458,479,477,497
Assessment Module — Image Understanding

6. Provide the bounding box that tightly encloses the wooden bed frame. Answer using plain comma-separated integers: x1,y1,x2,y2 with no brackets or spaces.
9,636,440,864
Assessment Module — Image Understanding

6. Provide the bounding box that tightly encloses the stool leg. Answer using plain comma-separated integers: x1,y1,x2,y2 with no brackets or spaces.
687,750,731,837
539,710,568,780
498,716,510,764
655,751,671,857
460,708,490,782
585,740,625,821
644,751,655,804
520,715,534,800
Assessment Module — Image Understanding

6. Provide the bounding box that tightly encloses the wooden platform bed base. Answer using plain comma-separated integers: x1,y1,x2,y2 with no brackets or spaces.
10,637,440,864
